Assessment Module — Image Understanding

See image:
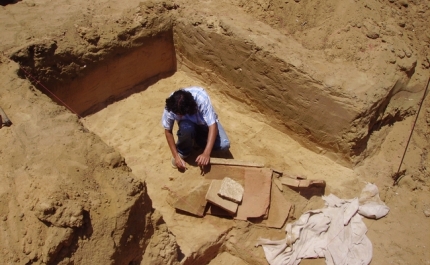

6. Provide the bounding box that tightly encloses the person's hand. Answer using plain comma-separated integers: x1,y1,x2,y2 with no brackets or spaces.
195,152,210,167
174,155,187,170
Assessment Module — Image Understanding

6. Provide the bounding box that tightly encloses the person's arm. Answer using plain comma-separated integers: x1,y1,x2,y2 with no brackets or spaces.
195,122,217,166
165,129,187,170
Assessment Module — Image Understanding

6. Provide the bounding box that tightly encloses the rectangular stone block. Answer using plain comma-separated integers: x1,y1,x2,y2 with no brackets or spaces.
218,177,244,203
236,168,272,220
262,183,292,229
206,180,238,214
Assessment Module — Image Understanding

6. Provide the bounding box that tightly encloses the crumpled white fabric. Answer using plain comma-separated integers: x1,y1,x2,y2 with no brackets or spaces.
256,184,389,265
358,183,390,219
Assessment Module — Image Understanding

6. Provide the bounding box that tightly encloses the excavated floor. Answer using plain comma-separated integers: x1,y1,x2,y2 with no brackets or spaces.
80,68,358,263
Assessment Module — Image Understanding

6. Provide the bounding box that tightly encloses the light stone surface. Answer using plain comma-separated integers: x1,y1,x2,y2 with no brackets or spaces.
217,177,244,203
206,180,239,214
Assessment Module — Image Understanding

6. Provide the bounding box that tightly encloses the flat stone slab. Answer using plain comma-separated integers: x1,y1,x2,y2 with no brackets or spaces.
173,183,210,217
260,182,292,229
204,165,245,184
218,177,244,203
280,177,326,188
165,174,211,217
206,180,238,214
208,252,249,265
235,168,272,220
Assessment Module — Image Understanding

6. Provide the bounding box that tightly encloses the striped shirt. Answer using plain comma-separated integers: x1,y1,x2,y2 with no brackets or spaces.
162,87,218,130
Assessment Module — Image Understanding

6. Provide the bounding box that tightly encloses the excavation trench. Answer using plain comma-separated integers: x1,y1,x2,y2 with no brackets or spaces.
10,9,394,167
7,6,407,264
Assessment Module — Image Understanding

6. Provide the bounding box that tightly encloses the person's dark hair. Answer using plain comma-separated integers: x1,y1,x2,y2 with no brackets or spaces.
165,89,197,115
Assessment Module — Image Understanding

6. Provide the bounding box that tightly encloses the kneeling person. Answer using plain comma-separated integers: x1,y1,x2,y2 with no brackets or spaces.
162,87,230,170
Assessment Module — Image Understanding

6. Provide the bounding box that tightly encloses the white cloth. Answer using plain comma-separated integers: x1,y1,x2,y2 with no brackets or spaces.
256,185,389,265
358,183,390,219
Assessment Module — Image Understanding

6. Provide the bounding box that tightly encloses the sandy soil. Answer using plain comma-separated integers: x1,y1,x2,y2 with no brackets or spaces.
0,0,429,264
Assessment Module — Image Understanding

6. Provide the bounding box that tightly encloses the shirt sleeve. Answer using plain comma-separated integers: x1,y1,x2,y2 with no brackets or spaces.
198,91,217,126
161,109,175,130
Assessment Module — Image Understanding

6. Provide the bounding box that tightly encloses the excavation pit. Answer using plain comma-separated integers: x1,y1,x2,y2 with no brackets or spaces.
5,1,421,264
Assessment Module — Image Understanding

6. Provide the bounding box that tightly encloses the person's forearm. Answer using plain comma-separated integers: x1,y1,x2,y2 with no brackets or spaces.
203,123,217,155
165,129,179,157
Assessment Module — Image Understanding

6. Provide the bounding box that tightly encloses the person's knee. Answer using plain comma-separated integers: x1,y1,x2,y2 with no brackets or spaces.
219,138,230,151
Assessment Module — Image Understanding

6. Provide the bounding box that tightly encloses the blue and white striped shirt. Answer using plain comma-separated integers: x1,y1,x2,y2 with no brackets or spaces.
162,87,218,130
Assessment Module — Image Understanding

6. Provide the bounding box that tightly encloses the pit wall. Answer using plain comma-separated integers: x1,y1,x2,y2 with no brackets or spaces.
8,1,414,166
0,58,182,265
10,8,176,117
174,19,351,164
173,9,415,166
55,31,175,117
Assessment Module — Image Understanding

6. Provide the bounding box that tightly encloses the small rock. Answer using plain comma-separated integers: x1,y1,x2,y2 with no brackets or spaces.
366,32,379,39
396,49,406,59
388,57,396,64
103,151,124,168
399,0,408,7
424,209,430,217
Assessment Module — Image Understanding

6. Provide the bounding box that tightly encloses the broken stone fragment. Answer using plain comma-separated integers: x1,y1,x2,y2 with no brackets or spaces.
206,180,238,214
168,181,209,217
217,177,244,203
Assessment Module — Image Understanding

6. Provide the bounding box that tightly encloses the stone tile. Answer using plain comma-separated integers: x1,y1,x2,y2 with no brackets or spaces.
208,252,249,265
206,180,238,214
273,177,283,191
280,177,301,187
168,181,210,217
261,182,292,228
218,177,244,203
235,168,272,220
204,165,245,185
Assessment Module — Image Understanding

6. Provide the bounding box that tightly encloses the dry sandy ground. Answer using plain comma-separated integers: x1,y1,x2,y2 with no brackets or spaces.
1,0,430,264
82,67,430,265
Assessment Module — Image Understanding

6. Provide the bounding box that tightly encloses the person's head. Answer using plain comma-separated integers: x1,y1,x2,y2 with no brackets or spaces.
165,89,197,116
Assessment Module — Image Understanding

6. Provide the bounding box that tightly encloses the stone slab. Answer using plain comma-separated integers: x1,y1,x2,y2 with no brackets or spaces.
206,180,238,214
280,177,301,187
235,168,272,220
218,177,244,203
210,158,264,168
208,252,249,265
261,182,292,228
169,182,210,217
273,177,283,192
204,165,245,184
280,177,326,188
